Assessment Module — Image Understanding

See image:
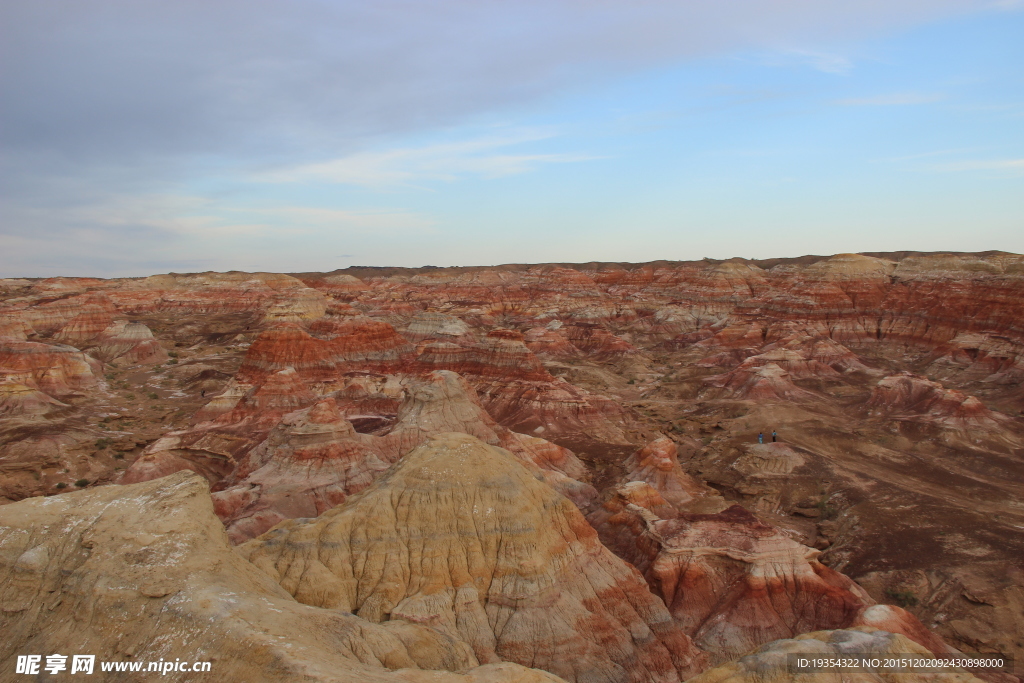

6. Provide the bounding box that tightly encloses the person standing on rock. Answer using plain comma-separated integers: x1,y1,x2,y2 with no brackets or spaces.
758,432,764,444
772,429,777,442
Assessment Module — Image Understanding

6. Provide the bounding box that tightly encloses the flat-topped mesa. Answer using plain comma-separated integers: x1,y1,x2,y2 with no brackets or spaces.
414,329,554,382
0,471,566,683
240,433,707,683
867,372,1011,429
0,340,102,396
236,320,412,384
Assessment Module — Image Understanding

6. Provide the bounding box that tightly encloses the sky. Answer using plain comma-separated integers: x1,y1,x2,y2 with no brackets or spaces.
1,0,1022,276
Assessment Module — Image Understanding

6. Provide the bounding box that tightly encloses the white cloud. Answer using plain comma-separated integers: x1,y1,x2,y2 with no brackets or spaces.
261,130,601,188
263,207,436,234
835,92,945,106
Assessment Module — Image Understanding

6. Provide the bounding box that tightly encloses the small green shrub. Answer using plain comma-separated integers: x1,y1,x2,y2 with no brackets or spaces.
816,499,839,519
56,482,67,489
167,358,179,364
95,438,110,449
147,391,159,400
125,393,135,401
113,451,125,460
885,589,918,608
168,351,179,358
74,479,90,488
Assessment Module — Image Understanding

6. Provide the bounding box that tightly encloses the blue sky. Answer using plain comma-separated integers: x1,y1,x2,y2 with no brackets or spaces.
1,0,1021,276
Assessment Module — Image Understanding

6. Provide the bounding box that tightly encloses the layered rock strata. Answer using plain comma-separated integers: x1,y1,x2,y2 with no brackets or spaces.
241,433,708,683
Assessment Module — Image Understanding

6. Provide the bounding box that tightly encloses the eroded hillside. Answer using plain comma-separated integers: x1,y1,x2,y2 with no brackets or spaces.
2,252,1022,682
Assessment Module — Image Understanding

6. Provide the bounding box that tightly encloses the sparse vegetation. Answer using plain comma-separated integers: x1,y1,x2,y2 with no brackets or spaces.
884,588,918,608
125,393,135,401
74,479,90,488
168,358,179,364
95,438,110,449
147,391,159,400
55,482,67,489
816,499,839,519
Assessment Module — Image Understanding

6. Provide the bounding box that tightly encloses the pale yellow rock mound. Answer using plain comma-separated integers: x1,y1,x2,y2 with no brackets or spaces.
241,432,707,683
0,471,564,683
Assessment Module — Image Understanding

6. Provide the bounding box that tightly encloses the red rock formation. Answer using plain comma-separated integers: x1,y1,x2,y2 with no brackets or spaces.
236,319,412,384
106,271,327,317
403,311,473,341
563,323,637,358
473,375,632,444
0,340,102,396
212,398,390,543
703,362,816,401
867,373,1011,429
523,325,579,359
642,505,871,657
0,381,68,416
623,437,723,511
123,367,317,486
301,272,369,300
90,320,168,364
414,330,553,382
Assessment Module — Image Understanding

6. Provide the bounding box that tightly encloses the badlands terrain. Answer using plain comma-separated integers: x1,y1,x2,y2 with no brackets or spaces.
1,251,1022,682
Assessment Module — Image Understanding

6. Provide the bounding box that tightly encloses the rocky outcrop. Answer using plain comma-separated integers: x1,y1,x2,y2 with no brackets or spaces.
703,362,817,402
236,320,412,384
867,373,1011,430
0,471,565,683
622,437,723,511
0,340,102,396
404,312,473,341
241,433,708,683
413,330,553,382
227,372,595,540
89,320,168,364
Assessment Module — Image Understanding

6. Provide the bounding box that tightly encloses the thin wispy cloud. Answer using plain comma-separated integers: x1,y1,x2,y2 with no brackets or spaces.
262,131,601,188
752,48,853,74
835,92,945,105
930,158,1024,171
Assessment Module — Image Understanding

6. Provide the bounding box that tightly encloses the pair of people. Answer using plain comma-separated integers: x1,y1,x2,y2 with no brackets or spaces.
757,429,777,444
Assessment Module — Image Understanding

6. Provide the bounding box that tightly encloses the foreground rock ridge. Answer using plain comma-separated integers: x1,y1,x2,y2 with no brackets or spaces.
1,252,1022,682
241,433,707,683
